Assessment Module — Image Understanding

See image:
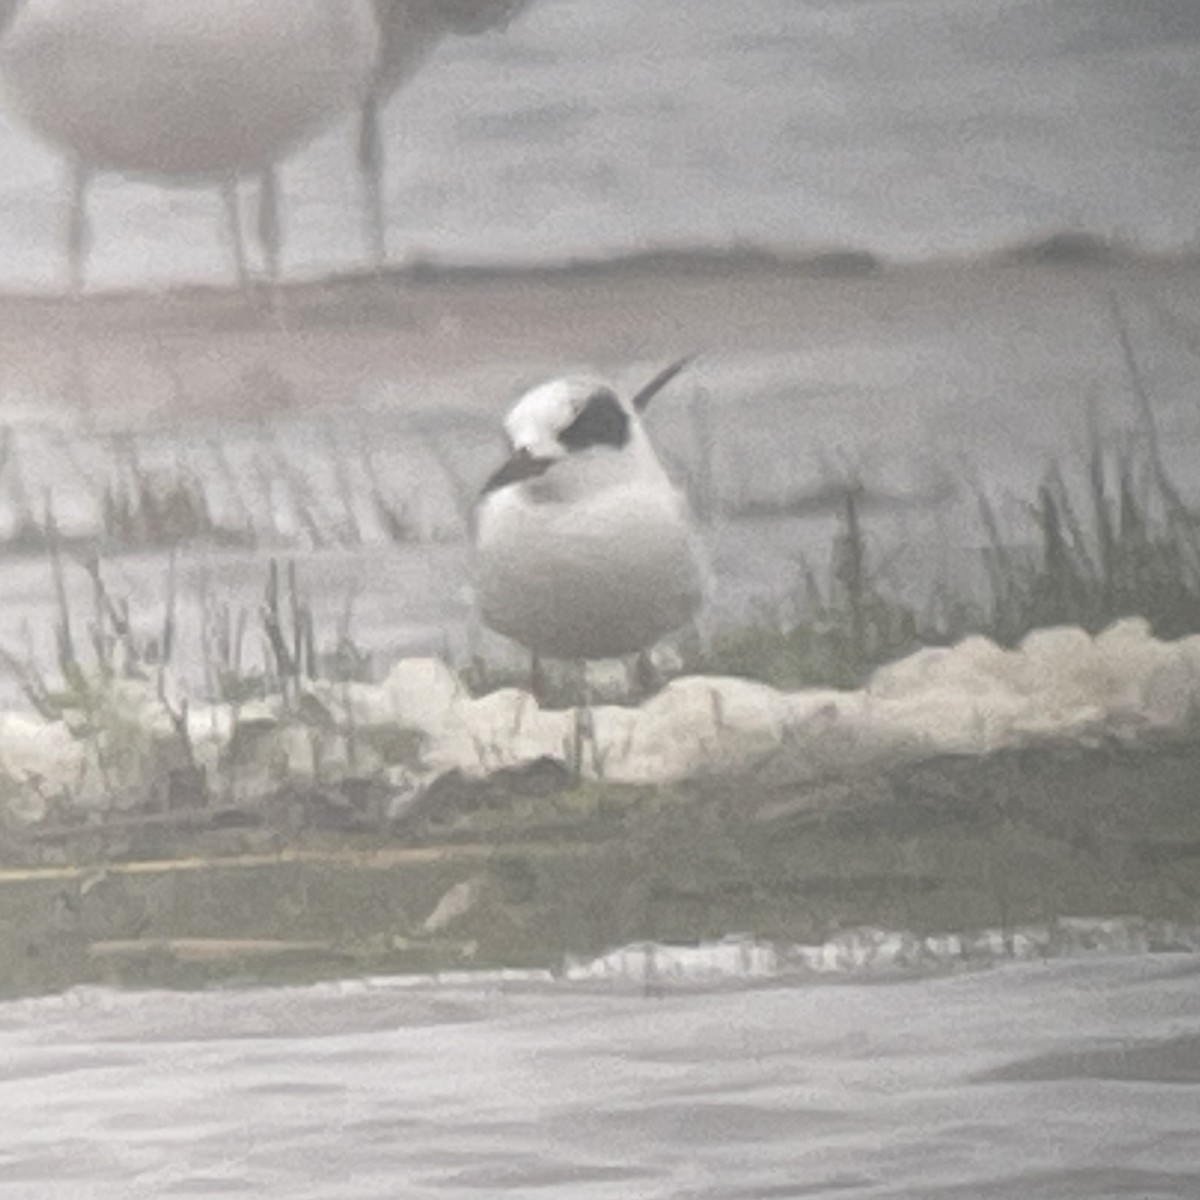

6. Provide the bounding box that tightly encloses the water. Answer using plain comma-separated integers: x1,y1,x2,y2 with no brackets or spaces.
1,954,1198,1197
2,0,1200,289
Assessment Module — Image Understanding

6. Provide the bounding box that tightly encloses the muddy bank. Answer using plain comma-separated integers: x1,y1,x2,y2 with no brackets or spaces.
2,734,1198,997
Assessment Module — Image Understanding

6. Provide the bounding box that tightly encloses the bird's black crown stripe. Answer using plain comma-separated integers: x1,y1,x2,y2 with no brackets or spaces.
558,388,630,452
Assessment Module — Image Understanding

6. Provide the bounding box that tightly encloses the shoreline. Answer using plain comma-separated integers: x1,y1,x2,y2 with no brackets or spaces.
3,238,1199,432
0,242,1192,336
0,240,1197,995
2,735,1199,997
0,231,1187,304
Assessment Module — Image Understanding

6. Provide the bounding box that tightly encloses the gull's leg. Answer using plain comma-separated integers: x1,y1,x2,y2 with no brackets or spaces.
65,156,90,298
254,165,287,319
256,165,282,289
220,177,252,295
63,157,94,418
358,94,387,269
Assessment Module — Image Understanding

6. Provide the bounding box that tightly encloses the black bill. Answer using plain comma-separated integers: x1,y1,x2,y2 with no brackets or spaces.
479,446,555,496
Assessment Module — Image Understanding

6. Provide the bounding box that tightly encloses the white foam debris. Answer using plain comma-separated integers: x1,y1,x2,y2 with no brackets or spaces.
0,713,84,821
2,621,1200,820
563,918,1200,986
356,967,559,991
381,658,465,729
595,675,796,782
579,619,1200,783
438,687,577,774
22,924,1190,1007
564,936,781,983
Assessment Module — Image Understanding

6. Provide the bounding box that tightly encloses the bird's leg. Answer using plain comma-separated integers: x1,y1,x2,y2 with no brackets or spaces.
572,699,596,780
358,94,387,269
63,156,95,419
65,156,90,299
634,649,660,697
529,651,547,705
572,661,598,781
256,165,282,295
220,177,253,297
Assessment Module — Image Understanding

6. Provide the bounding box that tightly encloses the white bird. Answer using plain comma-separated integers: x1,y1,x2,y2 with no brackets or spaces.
473,360,703,690
0,0,381,293
357,0,532,267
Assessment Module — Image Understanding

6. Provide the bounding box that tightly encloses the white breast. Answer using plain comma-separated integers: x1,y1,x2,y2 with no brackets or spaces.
474,471,703,661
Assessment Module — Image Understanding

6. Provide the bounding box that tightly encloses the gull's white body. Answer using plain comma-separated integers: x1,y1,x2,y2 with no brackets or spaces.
0,0,380,288
473,375,703,662
0,1,529,286
0,1,379,177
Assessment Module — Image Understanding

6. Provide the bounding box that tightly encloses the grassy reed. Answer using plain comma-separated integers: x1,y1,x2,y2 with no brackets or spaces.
0,551,373,723
3,429,1198,704
702,485,922,689
1,448,1198,988
701,435,1200,690
0,427,421,556
977,445,1200,645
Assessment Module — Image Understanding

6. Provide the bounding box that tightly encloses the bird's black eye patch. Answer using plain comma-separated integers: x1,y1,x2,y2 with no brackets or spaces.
557,388,629,452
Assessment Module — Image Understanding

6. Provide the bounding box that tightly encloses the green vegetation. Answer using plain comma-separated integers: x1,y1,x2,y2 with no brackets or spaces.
0,454,1197,998
0,425,422,556
702,434,1200,691
702,486,923,689
0,422,1197,853
2,738,1199,996
2,286,1200,994
704,291,1200,689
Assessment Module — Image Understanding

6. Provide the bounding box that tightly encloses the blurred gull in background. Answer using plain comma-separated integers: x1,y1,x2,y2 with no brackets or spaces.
0,0,380,293
0,0,534,294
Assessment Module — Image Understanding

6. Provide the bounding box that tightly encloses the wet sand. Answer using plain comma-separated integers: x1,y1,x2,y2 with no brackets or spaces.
2,249,1199,433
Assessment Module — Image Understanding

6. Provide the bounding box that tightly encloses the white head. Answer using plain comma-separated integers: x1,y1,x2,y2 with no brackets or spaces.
479,358,691,500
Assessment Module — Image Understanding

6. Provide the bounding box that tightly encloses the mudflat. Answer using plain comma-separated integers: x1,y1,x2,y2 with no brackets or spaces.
1,250,1196,431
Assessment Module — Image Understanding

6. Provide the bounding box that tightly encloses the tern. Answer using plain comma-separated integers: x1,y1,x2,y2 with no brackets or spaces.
473,359,703,695
0,0,381,293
